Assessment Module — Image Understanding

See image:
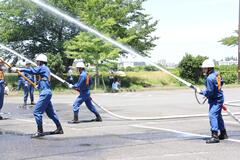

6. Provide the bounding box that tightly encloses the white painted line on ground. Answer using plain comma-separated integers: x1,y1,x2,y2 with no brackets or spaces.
161,151,209,158
131,124,240,143
225,103,240,107
226,100,240,103
224,120,239,125
131,124,209,138
15,118,47,125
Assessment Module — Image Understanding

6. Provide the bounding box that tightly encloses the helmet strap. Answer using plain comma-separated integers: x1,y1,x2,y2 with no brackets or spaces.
206,68,214,75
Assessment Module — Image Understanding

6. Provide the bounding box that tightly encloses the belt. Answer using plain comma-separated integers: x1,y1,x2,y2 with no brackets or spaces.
40,77,49,81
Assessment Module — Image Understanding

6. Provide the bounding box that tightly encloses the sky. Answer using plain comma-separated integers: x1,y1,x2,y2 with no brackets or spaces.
142,0,238,64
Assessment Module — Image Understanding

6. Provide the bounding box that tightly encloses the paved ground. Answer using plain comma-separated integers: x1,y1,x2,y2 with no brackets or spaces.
0,88,240,160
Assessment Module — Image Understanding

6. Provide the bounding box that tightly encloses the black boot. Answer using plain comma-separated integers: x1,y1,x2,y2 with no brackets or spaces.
31,125,44,138
52,124,64,134
68,114,79,123
206,131,220,144
0,115,3,120
219,129,228,140
93,114,102,122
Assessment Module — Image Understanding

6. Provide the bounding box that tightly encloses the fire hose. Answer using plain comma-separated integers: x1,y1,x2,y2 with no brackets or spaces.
0,58,37,88
194,88,240,125
1,45,240,122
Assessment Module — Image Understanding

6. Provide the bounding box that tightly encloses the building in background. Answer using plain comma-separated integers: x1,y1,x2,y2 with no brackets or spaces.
217,57,237,66
118,55,147,67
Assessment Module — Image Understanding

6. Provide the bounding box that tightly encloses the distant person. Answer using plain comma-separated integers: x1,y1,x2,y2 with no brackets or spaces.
4,82,9,95
112,78,121,92
68,62,102,123
0,59,5,120
23,62,35,106
67,66,74,84
108,70,114,88
196,59,228,144
17,72,25,91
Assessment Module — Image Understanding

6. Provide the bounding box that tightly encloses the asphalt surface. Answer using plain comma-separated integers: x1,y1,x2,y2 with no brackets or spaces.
0,88,240,160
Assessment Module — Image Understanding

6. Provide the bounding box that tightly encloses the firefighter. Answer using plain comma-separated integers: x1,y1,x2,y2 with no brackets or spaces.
22,62,35,107
11,54,63,138
197,59,228,143
0,58,5,120
17,73,25,91
68,62,102,123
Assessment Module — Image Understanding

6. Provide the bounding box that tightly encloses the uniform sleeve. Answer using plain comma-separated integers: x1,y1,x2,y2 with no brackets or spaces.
73,75,85,89
201,78,214,97
20,66,41,75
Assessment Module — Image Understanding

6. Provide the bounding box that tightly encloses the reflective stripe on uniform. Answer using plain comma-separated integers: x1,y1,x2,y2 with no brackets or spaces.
86,75,90,86
0,71,4,80
216,74,221,91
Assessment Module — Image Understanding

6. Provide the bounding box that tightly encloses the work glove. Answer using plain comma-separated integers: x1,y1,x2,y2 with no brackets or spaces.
11,67,19,72
68,84,73,89
195,87,202,94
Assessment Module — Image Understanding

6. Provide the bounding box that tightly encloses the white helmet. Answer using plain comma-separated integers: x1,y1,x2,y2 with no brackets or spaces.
36,54,47,62
201,59,214,68
76,62,85,68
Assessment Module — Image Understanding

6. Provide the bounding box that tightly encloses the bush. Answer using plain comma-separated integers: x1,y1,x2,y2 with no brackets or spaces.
215,65,237,84
144,65,159,71
4,73,18,88
125,66,135,72
178,53,207,84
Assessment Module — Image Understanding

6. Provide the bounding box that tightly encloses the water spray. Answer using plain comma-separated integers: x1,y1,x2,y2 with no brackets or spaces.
0,58,37,88
0,44,68,85
3,0,238,122
29,0,196,90
0,43,205,121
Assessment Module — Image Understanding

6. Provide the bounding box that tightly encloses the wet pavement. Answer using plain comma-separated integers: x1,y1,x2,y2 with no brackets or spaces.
1,88,240,160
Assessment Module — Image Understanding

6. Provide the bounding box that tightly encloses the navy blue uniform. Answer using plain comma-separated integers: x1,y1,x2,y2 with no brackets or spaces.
21,64,61,127
72,70,100,117
23,71,35,104
200,70,225,132
0,70,4,111
17,74,25,90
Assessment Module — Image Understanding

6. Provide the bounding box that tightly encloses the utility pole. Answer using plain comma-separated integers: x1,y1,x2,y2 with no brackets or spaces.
238,0,240,81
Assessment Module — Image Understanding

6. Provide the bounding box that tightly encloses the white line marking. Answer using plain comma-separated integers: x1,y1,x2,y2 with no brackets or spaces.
15,118,47,125
224,120,239,125
131,124,240,143
226,100,240,103
162,151,209,157
132,124,209,138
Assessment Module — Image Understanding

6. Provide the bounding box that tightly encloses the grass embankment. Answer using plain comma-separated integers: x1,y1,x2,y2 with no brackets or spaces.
5,70,240,95
122,71,182,90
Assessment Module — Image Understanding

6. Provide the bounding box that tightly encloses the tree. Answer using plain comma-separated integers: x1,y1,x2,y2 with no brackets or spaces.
0,0,80,71
178,53,207,84
47,53,65,76
219,31,238,47
64,0,158,88
64,32,120,88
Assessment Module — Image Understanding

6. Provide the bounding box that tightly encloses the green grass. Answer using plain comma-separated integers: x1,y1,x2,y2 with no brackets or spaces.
126,71,181,87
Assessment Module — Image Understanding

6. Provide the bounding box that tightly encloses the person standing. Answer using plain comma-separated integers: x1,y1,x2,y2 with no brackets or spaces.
11,54,63,138
22,62,35,106
68,62,102,123
197,59,228,143
17,73,25,91
67,66,73,84
0,59,5,120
